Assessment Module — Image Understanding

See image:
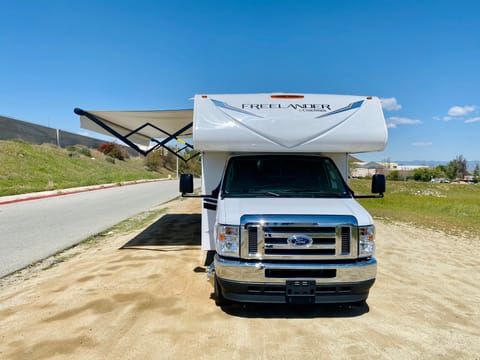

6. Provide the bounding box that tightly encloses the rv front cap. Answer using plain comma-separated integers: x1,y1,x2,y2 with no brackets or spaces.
241,103,332,111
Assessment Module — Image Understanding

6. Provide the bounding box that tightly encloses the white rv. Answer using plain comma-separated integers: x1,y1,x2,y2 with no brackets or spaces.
76,93,387,305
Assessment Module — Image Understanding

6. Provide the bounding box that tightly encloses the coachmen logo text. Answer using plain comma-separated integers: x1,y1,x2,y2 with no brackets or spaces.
242,103,332,112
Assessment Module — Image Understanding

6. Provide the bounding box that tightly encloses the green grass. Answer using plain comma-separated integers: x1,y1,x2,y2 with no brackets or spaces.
0,140,173,196
349,178,480,237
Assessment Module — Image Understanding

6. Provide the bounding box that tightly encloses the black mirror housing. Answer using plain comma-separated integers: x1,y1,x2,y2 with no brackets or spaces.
180,174,194,194
371,174,386,194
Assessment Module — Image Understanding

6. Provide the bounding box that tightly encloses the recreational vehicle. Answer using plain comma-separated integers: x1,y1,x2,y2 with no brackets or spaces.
76,93,387,305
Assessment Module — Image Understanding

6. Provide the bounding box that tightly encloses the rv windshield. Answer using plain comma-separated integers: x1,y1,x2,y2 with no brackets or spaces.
222,155,350,198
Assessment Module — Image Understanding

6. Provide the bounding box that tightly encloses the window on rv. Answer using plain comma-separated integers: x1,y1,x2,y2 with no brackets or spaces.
222,155,349,198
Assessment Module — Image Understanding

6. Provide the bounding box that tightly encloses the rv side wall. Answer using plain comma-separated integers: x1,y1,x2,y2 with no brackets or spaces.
201,152,229,250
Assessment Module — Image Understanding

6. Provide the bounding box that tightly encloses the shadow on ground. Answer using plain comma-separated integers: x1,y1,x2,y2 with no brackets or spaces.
219,301,369,318
120,213,369,318
120,214,201,249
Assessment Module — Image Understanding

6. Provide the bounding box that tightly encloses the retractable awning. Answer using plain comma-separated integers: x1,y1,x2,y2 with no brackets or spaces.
74,108,198,161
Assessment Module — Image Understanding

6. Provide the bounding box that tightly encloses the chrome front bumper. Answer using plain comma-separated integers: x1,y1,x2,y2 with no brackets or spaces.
212,255,377,284
209,255,377,304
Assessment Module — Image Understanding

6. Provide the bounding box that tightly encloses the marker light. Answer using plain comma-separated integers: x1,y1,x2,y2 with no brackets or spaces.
270,95,305,99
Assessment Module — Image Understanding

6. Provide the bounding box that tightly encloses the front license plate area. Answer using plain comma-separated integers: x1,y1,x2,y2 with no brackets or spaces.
286,280,316,304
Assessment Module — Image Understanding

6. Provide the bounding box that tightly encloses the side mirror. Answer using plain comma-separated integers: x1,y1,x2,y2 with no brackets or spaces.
180,174,194,194
371,174,386,194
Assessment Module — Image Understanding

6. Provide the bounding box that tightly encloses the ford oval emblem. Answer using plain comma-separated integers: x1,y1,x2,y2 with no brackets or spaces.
287,235,313,247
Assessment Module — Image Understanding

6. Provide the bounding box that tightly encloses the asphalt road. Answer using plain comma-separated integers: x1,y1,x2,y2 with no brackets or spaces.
0,180,197,278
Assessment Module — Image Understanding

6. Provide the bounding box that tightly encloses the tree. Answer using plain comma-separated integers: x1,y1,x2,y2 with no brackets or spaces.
413,168,433,182
432,166,447,180
445,155,468,180
473,164,480,183
163,151,177,171
387,170,401,181
144,150,165,171
179,149,202,177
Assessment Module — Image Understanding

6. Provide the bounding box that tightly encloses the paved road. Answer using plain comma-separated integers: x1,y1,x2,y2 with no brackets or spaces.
0,180,198,277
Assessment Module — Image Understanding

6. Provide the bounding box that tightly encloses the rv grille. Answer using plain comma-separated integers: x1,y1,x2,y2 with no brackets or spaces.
244,220,355,260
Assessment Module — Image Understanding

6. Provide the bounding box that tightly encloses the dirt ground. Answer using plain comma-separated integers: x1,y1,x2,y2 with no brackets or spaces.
0,197,479,360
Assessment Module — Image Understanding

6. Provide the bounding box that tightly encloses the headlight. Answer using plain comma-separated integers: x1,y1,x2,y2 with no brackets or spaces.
359,225,375,258
216,224,240,257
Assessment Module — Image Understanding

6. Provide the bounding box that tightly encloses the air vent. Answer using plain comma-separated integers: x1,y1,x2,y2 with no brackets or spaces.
341,227,351,255
248,227,258,254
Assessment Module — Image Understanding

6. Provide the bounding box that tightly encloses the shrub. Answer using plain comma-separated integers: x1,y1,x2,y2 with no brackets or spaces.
105,156,116,164
66,144,92,158
78,146,92,157
98,142,129,161
144,151,165,171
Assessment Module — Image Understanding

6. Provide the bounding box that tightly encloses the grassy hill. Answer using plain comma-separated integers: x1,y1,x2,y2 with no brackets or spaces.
0,140,173,196
350,178,480,237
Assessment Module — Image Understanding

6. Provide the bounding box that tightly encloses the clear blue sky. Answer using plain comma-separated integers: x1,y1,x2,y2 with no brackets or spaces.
1,0,479,162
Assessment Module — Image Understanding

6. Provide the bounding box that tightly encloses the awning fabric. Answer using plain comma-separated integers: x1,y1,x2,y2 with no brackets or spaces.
78,109,193,147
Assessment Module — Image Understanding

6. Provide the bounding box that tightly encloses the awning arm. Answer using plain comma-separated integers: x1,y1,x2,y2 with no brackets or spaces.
74,108,147,155
74,108,199,161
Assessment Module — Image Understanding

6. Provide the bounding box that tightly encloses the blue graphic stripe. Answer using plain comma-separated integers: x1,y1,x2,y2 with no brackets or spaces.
316,100,364,119
211,99,262,118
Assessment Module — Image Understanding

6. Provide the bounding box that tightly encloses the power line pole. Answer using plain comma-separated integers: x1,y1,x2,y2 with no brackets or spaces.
176,144,179,179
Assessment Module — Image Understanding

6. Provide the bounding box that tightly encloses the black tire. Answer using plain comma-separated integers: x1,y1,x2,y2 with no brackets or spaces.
214,276,229,307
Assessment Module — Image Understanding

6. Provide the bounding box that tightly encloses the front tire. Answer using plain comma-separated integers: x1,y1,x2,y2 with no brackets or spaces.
214,276,229,306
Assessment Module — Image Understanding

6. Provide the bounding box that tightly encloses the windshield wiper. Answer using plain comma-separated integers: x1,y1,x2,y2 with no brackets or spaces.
264,191,280,197
223,191,280,197
245,191,281,197
280,190,348,197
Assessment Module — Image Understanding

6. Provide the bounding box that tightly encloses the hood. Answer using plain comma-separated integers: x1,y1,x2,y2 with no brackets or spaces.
218,197,373,226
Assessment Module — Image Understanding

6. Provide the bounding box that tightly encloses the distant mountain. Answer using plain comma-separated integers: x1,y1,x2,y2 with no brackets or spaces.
395,160,480,172
395,160,447,167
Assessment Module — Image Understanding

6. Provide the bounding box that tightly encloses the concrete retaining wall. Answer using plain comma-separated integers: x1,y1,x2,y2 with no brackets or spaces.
0,115,137,155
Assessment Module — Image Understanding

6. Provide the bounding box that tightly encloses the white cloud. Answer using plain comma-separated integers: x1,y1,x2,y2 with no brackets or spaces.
412,142,432,147
387,116,422,128
447,105,476,117
442,116,453,122
465,117,480,124
381,97,402,111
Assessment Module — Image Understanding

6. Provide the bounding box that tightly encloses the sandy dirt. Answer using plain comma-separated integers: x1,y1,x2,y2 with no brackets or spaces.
0,197,479,360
